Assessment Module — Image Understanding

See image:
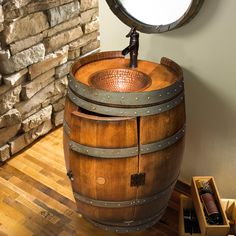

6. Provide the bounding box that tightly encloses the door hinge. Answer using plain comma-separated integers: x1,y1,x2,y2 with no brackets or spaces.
130,173,146,187
67,170,74,181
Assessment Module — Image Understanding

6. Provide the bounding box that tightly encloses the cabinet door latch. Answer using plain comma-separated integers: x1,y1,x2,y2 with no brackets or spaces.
130,173,146,187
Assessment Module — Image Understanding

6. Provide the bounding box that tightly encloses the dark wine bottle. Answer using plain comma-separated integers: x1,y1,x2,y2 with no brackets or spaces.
196,180,223,225
184,209,201,234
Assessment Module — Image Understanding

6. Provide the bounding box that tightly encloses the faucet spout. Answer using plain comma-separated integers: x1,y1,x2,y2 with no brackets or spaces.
122,27,139,68
122,45,136,56
121,46,131,56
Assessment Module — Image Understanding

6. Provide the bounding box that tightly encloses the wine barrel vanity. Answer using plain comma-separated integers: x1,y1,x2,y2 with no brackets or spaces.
62,0,206,231
63,51,186,232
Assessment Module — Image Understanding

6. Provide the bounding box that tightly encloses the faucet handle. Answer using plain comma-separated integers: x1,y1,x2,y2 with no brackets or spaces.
126,27,137,38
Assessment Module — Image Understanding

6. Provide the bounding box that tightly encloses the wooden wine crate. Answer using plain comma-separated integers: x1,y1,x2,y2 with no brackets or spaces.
179,196,236,236
221,199,236,235
191,176,230,236
179,195,202,236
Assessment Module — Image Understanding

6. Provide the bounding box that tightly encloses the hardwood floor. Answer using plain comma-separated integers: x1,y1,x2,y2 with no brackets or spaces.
0,127,189,236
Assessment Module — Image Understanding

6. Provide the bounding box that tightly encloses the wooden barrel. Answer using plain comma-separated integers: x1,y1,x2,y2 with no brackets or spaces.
63,51,186,233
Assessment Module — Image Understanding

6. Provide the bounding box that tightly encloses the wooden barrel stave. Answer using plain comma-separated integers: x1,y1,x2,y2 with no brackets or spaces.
71,181,175,223
137,139,185,197
63,98,78,172
69,110,138,201
133,188,174,220
63,132,70,172
137,102,186,196
64,99,185,224
140,102,185,143
71,178,175,224
75,201,135,222
69,153,138,201
70,110,138,148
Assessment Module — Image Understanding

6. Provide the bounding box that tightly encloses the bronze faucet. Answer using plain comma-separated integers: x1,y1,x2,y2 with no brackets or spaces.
122,27,139,68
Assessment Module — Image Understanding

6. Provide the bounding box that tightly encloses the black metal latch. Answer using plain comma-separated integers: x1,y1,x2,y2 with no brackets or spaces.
67,170,74,181
130,173,146,187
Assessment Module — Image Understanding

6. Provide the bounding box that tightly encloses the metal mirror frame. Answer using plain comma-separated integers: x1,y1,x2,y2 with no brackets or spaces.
105,0,204,33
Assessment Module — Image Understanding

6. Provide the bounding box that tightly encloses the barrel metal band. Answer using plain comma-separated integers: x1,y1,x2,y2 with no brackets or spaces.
68,73,184,106
67,87,184,117
68,125,185,158
140,126,185,154
70,140,138,158
72,178,176,208
92,205,166,227
85,208,165,233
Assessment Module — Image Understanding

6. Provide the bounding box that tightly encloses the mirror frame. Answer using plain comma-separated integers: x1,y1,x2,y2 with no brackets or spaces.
105,0,204,33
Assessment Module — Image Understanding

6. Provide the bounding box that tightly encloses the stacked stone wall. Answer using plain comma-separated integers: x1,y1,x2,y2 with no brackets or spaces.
0,0,100,162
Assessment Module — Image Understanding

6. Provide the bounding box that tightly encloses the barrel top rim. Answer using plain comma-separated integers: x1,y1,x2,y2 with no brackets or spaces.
71,51,183,93
67,51,184,108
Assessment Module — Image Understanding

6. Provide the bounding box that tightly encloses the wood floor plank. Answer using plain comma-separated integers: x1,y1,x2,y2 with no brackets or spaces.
27,148,66,172
0,211,33,236
1,164,77,210
23,153,68,180
17,195,60,224
3,196,61,236
8,175,78,217
8,159,73,200
14,154,43,172
0,230,8,236
31,143,65,164
0,177,35,201
0,182,19,199
20,153,64,178
0,127,186,236
0,197,25,223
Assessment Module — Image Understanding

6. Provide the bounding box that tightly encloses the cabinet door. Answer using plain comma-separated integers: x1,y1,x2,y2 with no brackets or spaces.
69,110,139,221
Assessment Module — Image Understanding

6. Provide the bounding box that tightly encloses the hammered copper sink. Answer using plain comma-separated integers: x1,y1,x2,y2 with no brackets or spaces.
88,68,152,92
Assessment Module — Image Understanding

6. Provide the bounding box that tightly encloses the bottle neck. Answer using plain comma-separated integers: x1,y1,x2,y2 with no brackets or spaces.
196,180,214,194
196,180,204,190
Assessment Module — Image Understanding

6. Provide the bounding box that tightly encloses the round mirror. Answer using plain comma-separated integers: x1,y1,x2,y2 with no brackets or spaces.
106,0,204,33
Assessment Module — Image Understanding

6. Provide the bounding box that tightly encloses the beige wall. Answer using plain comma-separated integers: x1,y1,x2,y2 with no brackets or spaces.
99,0,236,198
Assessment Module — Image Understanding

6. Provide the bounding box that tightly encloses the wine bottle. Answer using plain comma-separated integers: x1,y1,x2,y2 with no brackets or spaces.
196,180,223,225
184,209,201,234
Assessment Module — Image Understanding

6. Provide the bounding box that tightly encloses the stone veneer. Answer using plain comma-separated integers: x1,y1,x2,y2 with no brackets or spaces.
0,0,100,162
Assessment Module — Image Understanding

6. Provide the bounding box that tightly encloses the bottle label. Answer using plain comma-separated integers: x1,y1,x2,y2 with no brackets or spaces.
201,193,219,215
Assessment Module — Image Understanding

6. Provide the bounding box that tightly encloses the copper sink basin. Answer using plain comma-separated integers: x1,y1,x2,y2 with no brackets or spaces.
88,69,151,92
